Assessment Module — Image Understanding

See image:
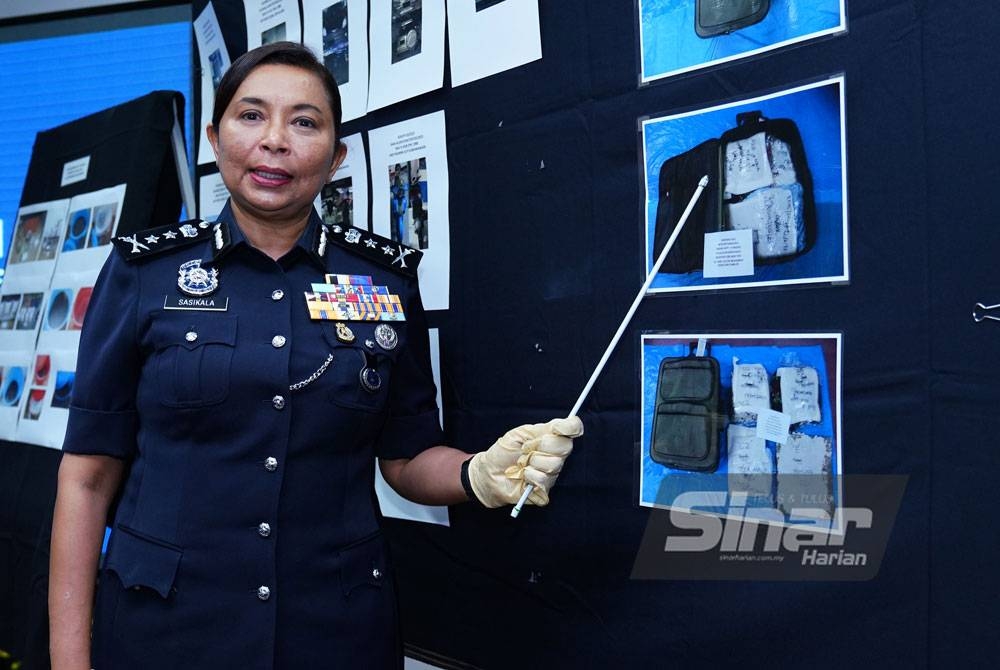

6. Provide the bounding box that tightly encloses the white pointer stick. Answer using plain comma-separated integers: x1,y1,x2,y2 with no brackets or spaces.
511,175,710,519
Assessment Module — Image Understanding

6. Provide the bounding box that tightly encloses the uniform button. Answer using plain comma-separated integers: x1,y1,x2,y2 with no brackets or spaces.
272,395,285,410
271,289,284,301
257,585,271,601
258,522,271,538
185,331,198,342
264,457,278,472
372,568,382,580
271,335,286,348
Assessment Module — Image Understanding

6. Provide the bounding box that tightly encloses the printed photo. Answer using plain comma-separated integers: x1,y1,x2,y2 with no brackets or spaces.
0,295,22,330
323,1,350,85
209,48,226,90
33,354,51,386
642,77,848,293
15,293,44,331
639,0,847,82
321,176,354,228
24,388,46,420
639,332,842,523
475,0,507,10
0,366,26,407
38,209,64,261
88,203,117,248
391,0,422,63
261,22,287,46
388,158,428,249
9,212,45,264
51,371,75,409
69,287,94,331
45,289,74,331
63,208,91,252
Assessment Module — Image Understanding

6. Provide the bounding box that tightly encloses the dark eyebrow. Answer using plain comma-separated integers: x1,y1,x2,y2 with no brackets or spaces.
237,97,326,116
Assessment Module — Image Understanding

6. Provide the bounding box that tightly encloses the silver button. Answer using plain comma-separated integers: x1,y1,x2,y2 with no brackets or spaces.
271,335,286,348
365,339,375,349
264,457,278,472
185,331,198,342
257,522,271,538
257,585,271,601
271,289,284,301
372,568,382,580
272,395,285,410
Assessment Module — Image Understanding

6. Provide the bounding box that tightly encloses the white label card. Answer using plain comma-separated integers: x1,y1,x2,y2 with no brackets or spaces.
755,408,791,443
61,156,90,187
702,229,754,278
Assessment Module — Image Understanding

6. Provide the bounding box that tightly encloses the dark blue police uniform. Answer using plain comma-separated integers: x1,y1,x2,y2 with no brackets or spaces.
62,202,443,669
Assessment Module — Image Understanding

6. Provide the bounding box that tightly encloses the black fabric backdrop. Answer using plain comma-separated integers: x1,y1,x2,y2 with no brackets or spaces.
3,1,999,668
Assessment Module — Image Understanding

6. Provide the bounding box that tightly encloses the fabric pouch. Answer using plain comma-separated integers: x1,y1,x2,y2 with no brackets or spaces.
650,355,723,472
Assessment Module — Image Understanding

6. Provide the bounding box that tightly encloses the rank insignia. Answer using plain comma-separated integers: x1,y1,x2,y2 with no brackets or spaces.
335,322,355,343
177,259,219,297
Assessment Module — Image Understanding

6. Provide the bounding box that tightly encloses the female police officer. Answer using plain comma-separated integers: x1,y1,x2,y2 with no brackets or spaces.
49,42,582,669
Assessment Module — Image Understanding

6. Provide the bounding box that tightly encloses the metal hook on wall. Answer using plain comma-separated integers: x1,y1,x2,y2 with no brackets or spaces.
973,302,1000,323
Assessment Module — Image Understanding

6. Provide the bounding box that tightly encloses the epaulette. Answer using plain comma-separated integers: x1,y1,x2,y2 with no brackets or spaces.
112,219,215,261
325,223,423,278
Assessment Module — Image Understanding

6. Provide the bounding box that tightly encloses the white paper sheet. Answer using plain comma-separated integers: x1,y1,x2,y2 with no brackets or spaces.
313,133,368,229
55,185,126,276
0,276,47,352
447,0,542,87
702,229,754,278
5,200,71,285
302,0,369,123
369,111,450,310
368,0,446,112
15,347,76,449
0,350,34,441
198,172,231,222
194,2,231,166
755,408,791,444
374,327,450,526
245,0,302,49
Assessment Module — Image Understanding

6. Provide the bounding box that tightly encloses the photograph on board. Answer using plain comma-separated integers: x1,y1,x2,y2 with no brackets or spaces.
639,332,842,523
642,76,848,293
639,0,846,83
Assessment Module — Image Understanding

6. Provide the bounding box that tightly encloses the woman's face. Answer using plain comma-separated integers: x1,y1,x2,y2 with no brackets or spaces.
207,63,345,226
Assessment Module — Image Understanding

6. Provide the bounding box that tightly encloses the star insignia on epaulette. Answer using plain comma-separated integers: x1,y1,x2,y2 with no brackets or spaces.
327,225,423,278
112,219,213,262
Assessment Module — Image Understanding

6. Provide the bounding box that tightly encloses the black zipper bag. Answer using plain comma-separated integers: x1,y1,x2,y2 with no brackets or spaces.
649,353,724,472
696,0,771,38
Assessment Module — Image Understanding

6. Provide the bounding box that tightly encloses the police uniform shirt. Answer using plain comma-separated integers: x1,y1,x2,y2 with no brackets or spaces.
62,202,443,669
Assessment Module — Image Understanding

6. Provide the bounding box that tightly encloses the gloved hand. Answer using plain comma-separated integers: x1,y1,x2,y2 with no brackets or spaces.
467,416,584,508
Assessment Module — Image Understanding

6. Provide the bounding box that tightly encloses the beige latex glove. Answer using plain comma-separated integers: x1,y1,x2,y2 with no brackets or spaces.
467,416,584,508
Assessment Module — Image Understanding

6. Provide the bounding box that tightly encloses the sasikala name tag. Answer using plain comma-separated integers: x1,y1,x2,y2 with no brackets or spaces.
163,295,229,311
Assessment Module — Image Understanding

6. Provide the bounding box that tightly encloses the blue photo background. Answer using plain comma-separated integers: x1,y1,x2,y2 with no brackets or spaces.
641,337,839,509
640,0,844,80
643,79,845,290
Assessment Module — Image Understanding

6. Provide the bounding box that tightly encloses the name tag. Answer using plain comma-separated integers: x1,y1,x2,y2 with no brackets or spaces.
163,295,229,311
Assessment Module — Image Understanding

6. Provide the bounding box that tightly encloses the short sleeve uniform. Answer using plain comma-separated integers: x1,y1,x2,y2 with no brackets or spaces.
63,203,443,669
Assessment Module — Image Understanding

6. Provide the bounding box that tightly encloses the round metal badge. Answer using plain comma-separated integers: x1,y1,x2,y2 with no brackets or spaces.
359,366,382,393
177,259,219,296
374,324,398,351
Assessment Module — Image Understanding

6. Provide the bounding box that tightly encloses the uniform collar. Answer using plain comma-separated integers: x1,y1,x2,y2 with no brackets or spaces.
203,201,329,270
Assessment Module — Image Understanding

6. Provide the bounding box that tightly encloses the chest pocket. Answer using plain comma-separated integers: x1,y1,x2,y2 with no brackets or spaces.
148,313,238,408
321,322,404,413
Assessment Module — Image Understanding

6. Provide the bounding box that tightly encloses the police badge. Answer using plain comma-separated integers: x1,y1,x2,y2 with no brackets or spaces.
177,259,219,296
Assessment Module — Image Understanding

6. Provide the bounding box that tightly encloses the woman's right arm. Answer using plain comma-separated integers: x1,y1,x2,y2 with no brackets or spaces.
49,453,125,670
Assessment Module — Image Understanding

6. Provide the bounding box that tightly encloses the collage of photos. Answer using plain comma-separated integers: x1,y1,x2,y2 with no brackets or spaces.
639,333,842,524
245,0,301,50
42,286,93,332
303,0,368,122
0,293,44,332
642,76,847,293
14,348,77,448
8,210,61,265
389,158,429,249
638,0,847,83
61,202,117,252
